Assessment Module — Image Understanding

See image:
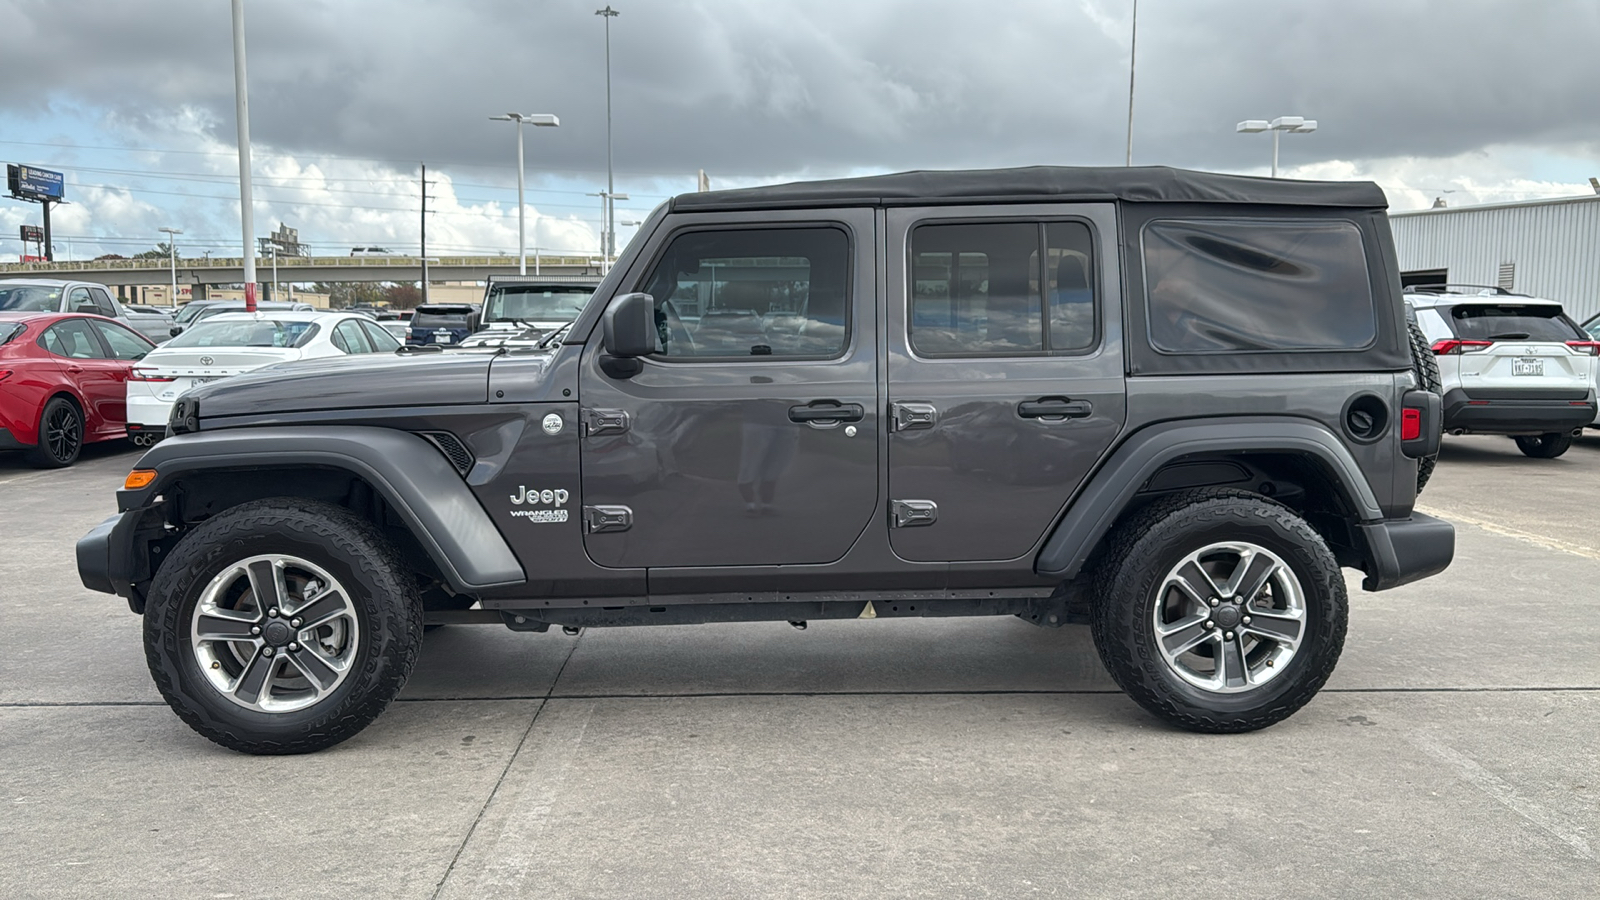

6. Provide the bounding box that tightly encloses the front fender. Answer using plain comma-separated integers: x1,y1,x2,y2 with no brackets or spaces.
1034,416,1384,580
117,426,525,592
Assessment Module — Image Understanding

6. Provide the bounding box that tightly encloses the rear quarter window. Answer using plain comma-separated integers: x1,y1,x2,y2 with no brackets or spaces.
1142,218,1376,353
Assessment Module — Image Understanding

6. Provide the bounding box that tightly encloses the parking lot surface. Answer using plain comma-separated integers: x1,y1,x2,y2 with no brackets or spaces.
3,435,1598,898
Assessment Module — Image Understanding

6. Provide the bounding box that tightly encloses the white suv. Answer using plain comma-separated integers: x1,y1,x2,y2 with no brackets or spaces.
1407,286,1598,457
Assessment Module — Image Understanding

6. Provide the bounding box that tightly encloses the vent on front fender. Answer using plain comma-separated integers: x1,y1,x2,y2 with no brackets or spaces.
418,431,474,476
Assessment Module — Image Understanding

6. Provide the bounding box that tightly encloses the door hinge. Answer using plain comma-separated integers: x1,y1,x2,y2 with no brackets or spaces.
890,402,938,432
583,505,634,533
891,499,938,528
582,408,630,436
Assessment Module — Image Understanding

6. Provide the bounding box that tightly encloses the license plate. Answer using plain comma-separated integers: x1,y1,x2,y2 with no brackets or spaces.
189,376,219,385
434,332,453,344
1512,358,1543,376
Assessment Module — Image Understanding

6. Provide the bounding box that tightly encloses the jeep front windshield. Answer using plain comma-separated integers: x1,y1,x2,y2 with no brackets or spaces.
0,286,62,312
484,285,592,323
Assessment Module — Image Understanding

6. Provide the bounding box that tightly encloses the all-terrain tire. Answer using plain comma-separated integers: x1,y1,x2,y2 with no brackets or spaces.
144,498,423,754
1514,432,1572,459
1407,319,1442,494
1089,488,1347,733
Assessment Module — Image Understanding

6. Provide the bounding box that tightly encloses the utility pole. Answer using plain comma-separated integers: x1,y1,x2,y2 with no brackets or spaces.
421,162,433,304
230,0,257,312
597,5,619,262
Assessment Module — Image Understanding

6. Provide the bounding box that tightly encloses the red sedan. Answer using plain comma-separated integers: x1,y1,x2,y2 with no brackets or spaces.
0,311,156,467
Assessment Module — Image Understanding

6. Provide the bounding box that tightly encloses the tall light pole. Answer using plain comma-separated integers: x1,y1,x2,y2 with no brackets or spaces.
230,0,257,312
588,191,628,271
1125,0,1138,166
596,5,620,262
159,227,182,305
490,113,560,275
1236,116,1318,178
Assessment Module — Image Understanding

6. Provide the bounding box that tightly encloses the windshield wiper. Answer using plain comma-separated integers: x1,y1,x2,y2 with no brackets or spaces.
1486,332,1530,340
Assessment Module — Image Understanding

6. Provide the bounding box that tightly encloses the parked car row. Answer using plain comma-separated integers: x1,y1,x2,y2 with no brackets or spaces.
1,309,400,465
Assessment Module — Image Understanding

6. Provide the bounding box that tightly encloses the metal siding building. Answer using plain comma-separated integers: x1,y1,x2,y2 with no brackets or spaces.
1390,195,1600,321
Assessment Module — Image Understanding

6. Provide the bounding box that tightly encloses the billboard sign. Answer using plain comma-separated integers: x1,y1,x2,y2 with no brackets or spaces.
20,225,45,243
7,164,65,202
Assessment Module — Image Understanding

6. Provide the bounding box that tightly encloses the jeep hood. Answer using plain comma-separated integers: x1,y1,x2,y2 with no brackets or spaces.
185,350,501,418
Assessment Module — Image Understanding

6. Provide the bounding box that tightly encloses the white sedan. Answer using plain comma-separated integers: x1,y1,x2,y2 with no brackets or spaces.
125,311,401,443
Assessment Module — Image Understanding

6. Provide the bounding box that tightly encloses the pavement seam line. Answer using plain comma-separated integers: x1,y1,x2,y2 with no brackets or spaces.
1418,504,1600,561
1408,732,1595,862
430,634,582,900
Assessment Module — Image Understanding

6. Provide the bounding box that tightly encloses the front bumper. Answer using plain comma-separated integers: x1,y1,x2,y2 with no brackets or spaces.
1358,512,1455,592
1442,387,1595,434
76,509,158,613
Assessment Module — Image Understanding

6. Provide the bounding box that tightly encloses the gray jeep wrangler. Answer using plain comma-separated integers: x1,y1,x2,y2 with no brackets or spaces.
77,167,1455,754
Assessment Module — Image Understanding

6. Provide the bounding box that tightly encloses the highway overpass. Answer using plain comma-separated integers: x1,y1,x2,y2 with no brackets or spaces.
0,254,605,289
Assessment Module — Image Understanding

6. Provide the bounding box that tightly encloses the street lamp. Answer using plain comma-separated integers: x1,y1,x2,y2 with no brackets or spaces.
596,5,620,261
489,112,560,275
1236,116,1318,178
159,227,182,306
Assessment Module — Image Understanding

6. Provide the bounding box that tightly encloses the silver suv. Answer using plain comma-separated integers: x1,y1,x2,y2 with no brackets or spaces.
1405,285,1598,457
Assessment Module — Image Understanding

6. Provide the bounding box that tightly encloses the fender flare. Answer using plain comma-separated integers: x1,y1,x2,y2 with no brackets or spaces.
121,426,525,591
1034,416,1383,579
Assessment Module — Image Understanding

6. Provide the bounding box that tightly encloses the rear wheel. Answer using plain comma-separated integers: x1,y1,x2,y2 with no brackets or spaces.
1514,432,1572,459
27,396,83,468
144,499,422,754
1091,489,1347,733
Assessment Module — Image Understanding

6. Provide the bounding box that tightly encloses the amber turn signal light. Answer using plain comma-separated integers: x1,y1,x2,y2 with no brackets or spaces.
124,469,158,490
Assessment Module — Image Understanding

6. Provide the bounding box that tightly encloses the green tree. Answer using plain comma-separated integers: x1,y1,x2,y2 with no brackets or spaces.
134,243,172,260
381,283,423,309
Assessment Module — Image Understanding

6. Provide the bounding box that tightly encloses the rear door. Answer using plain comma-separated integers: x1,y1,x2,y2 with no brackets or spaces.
40,317,127,435
577,209,877,570
884,204,1126,563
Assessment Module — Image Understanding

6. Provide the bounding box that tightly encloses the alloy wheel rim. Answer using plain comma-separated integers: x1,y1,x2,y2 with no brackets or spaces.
46,405,80,460
1152,541,1307,694
190,554,361,713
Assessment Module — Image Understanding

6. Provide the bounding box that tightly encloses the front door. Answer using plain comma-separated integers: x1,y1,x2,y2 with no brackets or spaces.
885,205,1127,563
578,210,879,569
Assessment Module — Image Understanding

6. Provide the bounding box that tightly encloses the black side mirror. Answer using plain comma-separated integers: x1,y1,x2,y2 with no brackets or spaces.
169,325,183,337
77,304,100,315
602,292,656,358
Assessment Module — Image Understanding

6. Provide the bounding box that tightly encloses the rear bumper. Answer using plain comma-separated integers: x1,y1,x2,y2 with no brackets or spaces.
1441,388,1595,434
126,394,175,429
1358,512,1455,592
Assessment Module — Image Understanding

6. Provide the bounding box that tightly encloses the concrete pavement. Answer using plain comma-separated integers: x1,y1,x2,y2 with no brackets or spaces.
1,435,1596,898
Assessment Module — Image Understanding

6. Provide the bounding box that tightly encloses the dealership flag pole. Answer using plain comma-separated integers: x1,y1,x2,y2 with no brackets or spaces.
231,0,257,312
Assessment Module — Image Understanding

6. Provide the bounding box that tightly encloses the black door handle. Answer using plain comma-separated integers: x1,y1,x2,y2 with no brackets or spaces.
1017,397,1093,419
789,401,865,423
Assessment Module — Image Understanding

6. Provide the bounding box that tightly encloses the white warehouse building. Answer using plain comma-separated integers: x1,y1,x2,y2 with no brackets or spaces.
1390,193,1600,322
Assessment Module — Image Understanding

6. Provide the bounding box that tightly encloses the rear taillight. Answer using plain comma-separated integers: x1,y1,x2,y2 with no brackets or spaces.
1565,340,1600,356
128,370,177,383
1431,339,1494,355
1401,408,1422,441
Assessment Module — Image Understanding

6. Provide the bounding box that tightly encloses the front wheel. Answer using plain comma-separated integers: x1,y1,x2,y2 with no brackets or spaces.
144,499,422,754
1514,432,1572,458
1091,489,1347,733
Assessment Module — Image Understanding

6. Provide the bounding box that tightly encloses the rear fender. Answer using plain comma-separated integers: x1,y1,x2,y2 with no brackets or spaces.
1034,416,1383,580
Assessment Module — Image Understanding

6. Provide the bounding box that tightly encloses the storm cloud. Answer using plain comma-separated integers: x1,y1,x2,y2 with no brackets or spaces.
4,0,1598,179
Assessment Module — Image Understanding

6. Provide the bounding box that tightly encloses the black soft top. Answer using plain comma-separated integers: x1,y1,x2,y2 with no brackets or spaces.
672,166,1387,212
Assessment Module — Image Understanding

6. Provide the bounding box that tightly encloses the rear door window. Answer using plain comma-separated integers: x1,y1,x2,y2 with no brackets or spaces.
39,319,108,359
1142,218,1376,353
1443,304,1583,342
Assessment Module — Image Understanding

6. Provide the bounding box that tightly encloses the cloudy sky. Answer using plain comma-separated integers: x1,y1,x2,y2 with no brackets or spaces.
2,0,1598,262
